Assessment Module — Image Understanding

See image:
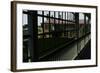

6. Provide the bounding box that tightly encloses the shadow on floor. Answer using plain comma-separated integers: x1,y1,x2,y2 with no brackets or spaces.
75,40,91,60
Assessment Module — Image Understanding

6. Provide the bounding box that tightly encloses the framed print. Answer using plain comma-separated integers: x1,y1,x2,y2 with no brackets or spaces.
11,1,98,72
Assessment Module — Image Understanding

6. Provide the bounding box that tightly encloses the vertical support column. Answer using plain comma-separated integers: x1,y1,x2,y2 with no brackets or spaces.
62,12,63,25
86,14,91,39
54,11,56,29
88,14,91,34
67,12,68,38
64,12,66,36
49,11,51,38
62,12,64,37
84,14,86,35
28,10,38,62
84,14,86,45
75,13,79,39
23,11,28,62
54,11,56,38
42,11,44,38
54,11,56,47
89,15,91,33
75,13,79,54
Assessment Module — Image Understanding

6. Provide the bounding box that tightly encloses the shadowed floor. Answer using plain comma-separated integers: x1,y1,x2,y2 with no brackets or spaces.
75,40,91,60
39,39,91,61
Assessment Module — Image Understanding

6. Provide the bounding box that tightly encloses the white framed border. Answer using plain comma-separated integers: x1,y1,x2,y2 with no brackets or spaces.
11,1,97,71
